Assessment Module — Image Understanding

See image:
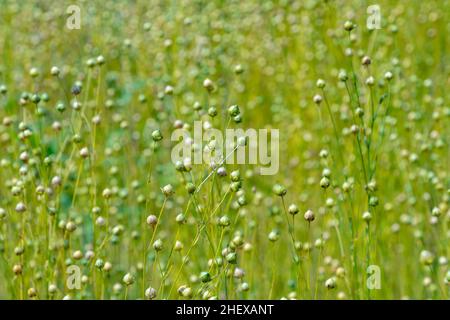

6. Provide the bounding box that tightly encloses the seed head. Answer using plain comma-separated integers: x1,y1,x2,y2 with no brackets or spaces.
151,129,163,142
146,215,158,226
174,240,184,251
162,184,174,197
217,166,227,177
175,213,186,224
208,106,218,117
72,250,83,260
268,230,280,242
48,284,57,294
228,105,240,117
273,184,287,196
96,55,105,65
200,271,212,283
51,66,60,76
153,239,163,251
369,196,379,207
384,71,393,81
234,64,244,74
145,287,157,299
313,94,323,105
71,84,82,95
164,85,174,95
431,207,441,217
13,264,23,275
27,288,37,298
65,221,77,232
362,211,372,222
233,267,245,279
122,273,135,286
320,177,330,189
304,209,315,222
288,204,299,215
203,78,214,92
29,68,39,78
226,252,237,264
420,250,434,265
219,215,231,227
319,149,329,158
185,182,196,194
96,216,106,226
365,76,375,86
316,79,326,89
79,147,89,158
15,202,26,213
103,262,112,272
356,108,364,117
344,21,355,31
362,56,371,66
181,287,193,298
338,70,348,82
325,277,337,289
95,259,105,269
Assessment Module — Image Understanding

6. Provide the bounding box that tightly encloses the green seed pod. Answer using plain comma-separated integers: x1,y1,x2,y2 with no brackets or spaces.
362,211,372,222
162,184,174,197
200,271,212,283
316,78,326,89
234,64,244,74
338,70,348,82
153,239,163,251
193,101,202,111
325,277,337,289
228,105,240,117
288,204,299,215
268,230,280,242
273,184,287,196
369,196,379,207
31,94,41,104
185,182,196,194
219,215,231,227
56,102,66,112
176,213,186,224
152,129,163,141
207,107,217,117
230,181,242,192
230,170,240,182
320,177,330,189
420,250,434,265
122,273,135,286
95,259,104,269
344,21,355,31
233,114,242,123
226,252,237,264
